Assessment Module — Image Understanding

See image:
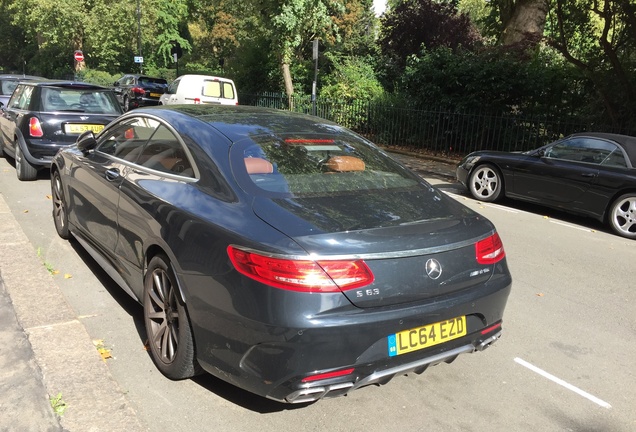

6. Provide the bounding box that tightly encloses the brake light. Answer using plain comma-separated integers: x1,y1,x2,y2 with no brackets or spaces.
131,87,145,95
194,98,201,104
301,368,355,383
227,246,374,292
29,117,43,137
476,233,505,264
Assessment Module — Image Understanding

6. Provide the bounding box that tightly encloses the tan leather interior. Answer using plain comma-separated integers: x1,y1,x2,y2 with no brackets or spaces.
325,156,365,172
245,157,274,174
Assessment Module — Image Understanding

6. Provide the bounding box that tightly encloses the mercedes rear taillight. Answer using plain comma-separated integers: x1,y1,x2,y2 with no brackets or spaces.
476,232,505,264
227,246,374,292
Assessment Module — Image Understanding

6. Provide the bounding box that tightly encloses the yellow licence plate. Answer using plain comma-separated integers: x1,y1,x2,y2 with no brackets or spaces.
150,93,161,98
65,124,105,134
388,316,466,357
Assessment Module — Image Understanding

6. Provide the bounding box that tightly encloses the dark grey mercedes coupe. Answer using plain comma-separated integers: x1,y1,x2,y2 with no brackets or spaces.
50,105,511,403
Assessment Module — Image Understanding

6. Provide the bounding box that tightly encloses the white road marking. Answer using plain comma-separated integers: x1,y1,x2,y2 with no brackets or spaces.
514,357,612,409
482,203,519,213
548,220,593,232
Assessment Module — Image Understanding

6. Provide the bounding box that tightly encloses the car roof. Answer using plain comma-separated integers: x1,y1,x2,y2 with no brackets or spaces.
569,132,636,167
24,80,110,90
146,105,343,143
0,74,45,80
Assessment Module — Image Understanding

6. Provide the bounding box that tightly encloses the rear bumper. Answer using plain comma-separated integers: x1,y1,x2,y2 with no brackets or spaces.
22,138,71,167
189,270,512,403
281,329,502,403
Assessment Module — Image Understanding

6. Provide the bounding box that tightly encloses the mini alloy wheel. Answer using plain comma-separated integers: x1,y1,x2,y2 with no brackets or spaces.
15,142,38,181
468,164,502,202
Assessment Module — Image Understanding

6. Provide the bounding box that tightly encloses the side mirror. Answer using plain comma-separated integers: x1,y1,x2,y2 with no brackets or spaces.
76,130,97,153
113,81,120,87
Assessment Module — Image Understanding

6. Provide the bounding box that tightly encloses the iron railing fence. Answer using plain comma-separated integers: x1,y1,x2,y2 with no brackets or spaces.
242,93,636,158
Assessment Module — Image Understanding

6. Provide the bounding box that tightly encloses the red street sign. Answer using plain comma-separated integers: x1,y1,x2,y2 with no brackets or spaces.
74,50,84,62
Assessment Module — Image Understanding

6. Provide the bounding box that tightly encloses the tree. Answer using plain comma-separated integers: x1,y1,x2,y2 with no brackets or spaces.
263,0,345,99
378,0,482,88
499,0,549,48
544,0,636,126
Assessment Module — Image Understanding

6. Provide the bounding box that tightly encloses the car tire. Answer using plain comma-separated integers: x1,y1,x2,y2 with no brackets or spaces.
468,164,503,202
143,254,201,380
123,95,130,112
15,142,38,181
51,170,70,239
608,193,636,239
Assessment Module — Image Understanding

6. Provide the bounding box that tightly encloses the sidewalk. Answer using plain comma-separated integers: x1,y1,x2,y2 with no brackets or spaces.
0,152,456,432
0,196,146,432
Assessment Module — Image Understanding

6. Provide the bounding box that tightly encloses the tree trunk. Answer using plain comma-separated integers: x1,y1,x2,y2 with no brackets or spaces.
281,62,294,109
500,0,549,48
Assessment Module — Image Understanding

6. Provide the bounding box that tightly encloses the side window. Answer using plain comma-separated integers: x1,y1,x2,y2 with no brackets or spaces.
136,125,194,177
96,117,160,162
600,148,628,168
545,138,617,165
167,79,179,95
9,85,33,110
222,82,235,99
8,85,25,109
203,81,221,98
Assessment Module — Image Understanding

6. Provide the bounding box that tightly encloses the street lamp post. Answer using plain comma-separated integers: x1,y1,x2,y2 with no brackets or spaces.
137,0,142,73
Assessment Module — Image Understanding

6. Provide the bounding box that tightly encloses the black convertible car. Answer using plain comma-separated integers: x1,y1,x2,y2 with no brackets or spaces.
456,132,636,239
51,105,511,403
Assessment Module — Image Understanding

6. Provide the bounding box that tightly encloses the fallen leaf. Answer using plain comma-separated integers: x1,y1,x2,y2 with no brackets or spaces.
543,216,549,219
98,347,112,361
64,273,72,279
536,293,544,297
23,210,29,213
143,339,150,351
51,270,60,275
45,195,52,200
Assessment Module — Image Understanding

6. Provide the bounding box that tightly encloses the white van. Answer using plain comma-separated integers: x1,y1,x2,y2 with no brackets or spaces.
159,74,238,105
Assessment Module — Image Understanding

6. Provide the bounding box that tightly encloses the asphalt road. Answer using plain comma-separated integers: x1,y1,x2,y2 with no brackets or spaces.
1,156,634,432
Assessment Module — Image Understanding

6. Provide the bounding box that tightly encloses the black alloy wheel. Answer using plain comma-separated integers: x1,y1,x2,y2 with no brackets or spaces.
51,170,70,239
143,254,200,379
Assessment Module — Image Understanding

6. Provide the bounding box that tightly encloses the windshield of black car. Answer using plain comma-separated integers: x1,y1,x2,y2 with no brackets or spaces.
1,80,19,96
234,134,420,197
40,86,121,114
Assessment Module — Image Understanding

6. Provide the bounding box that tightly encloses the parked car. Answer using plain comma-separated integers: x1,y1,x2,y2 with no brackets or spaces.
159,74,238,105
50,105,511,403
0,80,122,180
456,132,636,239
0,74,46,107
113,74,168,111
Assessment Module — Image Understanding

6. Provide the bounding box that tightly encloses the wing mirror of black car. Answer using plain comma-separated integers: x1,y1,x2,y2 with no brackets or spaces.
76,131,97,154
536,148,546,157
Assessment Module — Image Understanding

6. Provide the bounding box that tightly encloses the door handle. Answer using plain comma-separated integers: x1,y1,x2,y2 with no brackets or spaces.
105,168,120,181
580,173,596,178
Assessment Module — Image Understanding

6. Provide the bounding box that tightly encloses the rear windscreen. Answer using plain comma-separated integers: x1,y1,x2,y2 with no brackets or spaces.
235,134,420,197
40,86,121,114
202,80,235,99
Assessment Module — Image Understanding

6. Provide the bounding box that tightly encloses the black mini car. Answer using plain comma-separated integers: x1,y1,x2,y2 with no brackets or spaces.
113,74,168,111
51,105,512,403
0,80,122,180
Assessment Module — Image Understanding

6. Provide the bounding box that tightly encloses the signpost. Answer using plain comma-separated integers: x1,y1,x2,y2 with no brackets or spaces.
74,50,84,62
